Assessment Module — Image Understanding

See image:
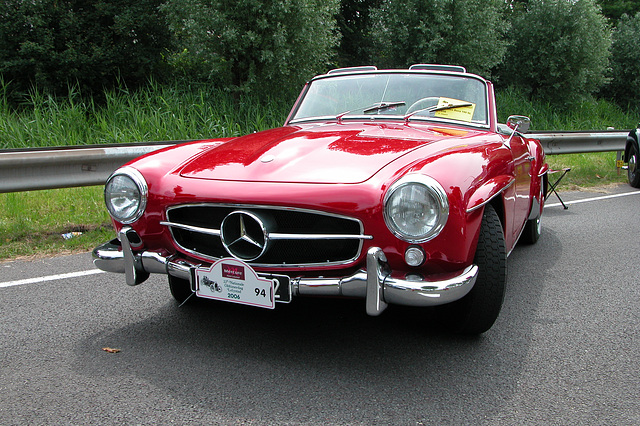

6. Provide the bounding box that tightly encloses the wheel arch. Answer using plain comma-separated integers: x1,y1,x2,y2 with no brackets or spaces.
465,175,515,215
463,179,510,265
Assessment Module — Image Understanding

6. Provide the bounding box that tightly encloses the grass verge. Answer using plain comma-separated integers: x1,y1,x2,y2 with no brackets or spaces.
0,186,113,261
0,82,292,149
546,152,629,188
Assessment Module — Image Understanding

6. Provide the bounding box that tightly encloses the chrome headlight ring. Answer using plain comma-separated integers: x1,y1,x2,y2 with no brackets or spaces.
383,174,449,243
104,166,148,224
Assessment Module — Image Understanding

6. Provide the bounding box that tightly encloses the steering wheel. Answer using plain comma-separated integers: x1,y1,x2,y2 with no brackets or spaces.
406,97,440,115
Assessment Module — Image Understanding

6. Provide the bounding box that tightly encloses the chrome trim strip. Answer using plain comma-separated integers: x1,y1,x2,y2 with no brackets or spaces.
160,221,221,236
288,116,491,130
160,221,373,241
466,179,515,214
267,233,373,240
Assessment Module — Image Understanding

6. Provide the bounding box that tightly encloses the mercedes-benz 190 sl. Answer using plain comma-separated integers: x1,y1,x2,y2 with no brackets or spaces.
93,64,548,334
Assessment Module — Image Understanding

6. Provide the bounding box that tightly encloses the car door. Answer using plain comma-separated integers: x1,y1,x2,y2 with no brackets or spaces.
509,134,533,242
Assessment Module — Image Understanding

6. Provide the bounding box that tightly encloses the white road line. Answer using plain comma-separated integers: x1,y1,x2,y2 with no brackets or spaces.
545,190,640,209
0,269,105,288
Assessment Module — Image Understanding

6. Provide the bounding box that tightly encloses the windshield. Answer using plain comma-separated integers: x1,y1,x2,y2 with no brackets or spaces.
290,72,489,127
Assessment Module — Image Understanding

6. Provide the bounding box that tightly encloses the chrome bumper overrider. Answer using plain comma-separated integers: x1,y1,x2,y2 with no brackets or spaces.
92,227,478,316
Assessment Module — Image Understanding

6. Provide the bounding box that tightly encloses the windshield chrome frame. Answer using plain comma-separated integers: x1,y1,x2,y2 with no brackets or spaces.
286,70,491,130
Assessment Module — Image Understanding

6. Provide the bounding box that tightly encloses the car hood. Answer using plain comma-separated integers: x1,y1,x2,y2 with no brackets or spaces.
179,122,481,184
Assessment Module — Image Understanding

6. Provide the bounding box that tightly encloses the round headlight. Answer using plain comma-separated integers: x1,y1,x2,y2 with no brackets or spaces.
104,167,148,224
384,175,449,242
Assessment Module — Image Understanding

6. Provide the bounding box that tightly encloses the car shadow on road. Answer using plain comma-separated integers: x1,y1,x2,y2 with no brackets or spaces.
73,228,563,424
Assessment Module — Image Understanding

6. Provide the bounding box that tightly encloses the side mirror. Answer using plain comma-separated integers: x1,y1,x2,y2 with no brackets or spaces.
507,115,531,133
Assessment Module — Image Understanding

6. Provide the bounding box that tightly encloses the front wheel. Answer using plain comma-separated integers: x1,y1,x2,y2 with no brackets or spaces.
628,142,640,188
439,204,507,334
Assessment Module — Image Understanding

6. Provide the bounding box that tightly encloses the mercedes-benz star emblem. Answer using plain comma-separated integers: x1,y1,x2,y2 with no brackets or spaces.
220,211,269,261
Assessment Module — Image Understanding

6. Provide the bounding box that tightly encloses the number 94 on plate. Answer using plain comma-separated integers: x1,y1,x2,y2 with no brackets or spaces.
194,258,275,309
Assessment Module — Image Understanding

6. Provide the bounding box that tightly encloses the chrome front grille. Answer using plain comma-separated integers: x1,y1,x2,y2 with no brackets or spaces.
162,204,371,267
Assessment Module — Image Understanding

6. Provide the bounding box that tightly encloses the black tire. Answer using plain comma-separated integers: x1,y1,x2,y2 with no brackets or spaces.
628,141,640,188
521,176,543,245
168,276,194,305
440,204,507,334
520,173,546,244
520,215,541,245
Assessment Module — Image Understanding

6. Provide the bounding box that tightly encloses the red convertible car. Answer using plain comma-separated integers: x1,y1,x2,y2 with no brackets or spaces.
93,65,548,334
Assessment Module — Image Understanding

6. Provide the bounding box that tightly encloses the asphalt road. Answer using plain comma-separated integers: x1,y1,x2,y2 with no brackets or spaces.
1,185,639,425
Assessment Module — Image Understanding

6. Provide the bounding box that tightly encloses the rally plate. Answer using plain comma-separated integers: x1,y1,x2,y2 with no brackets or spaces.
193,258,291,309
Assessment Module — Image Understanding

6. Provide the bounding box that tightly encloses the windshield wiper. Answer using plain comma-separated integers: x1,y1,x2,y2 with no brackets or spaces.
336,101,406,121
362,101,406,113
429,102,473,112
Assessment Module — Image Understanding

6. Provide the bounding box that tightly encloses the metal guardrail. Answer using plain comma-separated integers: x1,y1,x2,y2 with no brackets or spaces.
0,141,180,193
0,131,632,193
529,130,629,155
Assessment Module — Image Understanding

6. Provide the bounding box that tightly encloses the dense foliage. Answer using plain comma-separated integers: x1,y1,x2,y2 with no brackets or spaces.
0,0,171,97
161,0,339,96
599,0,640,20
336,0,383,66
497,0,611,104
0,0,638,107
604,12,640,106
367,0,508,77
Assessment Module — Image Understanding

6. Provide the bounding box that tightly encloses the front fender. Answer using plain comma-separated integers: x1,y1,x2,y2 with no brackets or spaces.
465,175,515,214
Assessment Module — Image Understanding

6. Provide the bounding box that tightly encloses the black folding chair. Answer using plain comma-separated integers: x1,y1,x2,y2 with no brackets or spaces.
545,168,571,209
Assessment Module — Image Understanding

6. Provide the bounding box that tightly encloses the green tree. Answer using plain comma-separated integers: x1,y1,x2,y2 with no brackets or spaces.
604,12,640,105
0,0,171,97
498,0,611,104
162,0,340,96
367,0,508,76
336,0,383,67
598,0,640,21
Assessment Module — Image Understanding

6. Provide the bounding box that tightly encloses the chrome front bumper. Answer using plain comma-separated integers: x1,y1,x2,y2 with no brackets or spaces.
93,227,478,316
